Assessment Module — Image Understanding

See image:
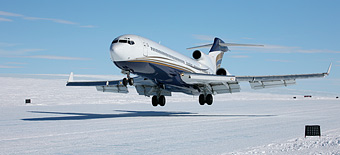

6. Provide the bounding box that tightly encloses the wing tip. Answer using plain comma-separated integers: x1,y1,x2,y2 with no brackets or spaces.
326,63,332,76
68,72,74,82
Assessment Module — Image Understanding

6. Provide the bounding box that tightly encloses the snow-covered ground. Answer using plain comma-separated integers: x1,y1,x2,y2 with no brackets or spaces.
0,75,339,154
229,129,340,154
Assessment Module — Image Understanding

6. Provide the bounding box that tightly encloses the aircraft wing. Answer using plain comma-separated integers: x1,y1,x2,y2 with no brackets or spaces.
180,73,241,94
66,72,128,93
236,64,331,89
180,64,331,92
66,72,171,96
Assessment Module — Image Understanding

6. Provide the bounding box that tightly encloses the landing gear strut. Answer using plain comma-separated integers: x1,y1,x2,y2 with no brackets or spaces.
152,95,166,107
199,94,213,105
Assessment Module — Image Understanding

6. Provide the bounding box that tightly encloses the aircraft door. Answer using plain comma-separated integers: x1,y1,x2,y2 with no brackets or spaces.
143,42,149,56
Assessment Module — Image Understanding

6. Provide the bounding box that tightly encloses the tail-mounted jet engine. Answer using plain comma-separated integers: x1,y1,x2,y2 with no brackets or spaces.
192,50,214,71
192,50,211,62
216,68,227,75
192,50,202,60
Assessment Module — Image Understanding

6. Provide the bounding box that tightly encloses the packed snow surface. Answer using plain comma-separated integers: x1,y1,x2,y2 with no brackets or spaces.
0,75,339,154
228,129,340,155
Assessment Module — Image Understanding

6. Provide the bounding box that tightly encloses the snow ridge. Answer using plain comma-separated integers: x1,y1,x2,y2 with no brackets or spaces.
228,129,340,155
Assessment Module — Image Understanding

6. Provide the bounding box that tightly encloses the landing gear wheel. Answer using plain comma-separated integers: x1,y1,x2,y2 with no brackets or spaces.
128,78,134,86
206,94,213,105
152,96,158,107
198,94,213,105
159,95,166,106
122,78,128,86
199,94,205,105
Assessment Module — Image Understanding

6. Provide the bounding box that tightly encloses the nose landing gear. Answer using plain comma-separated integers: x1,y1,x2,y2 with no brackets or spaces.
121,70,134,86
122,78,134,86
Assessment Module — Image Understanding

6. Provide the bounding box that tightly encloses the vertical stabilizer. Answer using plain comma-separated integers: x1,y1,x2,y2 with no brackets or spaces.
208,38,228,69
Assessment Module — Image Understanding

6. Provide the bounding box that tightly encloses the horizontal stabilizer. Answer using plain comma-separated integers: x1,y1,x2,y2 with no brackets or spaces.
219,43,264,47
187,43,213,50
187,42,263,50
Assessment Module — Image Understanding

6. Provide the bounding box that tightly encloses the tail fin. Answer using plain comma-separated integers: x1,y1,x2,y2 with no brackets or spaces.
208,38,228,69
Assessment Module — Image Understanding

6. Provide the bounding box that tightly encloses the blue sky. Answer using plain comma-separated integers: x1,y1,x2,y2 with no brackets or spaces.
0,0,339,93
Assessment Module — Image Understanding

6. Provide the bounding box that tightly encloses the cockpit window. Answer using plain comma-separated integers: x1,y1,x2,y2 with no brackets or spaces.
112,39,135,45
119,40,128,43
128,41,135,45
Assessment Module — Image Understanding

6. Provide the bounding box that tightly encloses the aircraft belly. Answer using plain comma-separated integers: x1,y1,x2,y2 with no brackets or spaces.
114,60,188,86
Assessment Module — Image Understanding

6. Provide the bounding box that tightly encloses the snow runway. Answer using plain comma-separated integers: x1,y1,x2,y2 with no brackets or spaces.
1,76,339,154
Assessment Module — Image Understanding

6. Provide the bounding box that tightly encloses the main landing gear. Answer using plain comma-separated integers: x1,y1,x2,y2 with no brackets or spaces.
152,95,166,107
199,94,213,105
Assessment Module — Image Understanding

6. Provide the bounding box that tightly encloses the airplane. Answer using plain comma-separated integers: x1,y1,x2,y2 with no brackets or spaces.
66,34,331,106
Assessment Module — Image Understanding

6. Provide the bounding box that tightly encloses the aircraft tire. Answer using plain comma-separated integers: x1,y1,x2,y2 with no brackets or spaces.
199,94,205,105
159,95,166,106
206,94,213,105
122,78,128,86
128,78,134,86
152,96,158,107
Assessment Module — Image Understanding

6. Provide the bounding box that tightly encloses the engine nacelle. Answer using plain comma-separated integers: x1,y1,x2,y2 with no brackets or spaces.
192,50,215,72
192,50,202,60
216,68,227,75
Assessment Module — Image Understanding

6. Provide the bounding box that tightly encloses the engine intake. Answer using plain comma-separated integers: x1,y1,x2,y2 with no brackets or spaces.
192,50,202,60
216,68,227,75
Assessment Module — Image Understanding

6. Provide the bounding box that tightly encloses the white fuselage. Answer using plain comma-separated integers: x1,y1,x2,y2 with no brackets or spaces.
110,34,215,76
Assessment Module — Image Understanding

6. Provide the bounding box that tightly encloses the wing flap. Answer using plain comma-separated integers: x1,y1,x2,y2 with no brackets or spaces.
96,85,128,93
180,73,240,94
211,82,241,94
250,79,296,89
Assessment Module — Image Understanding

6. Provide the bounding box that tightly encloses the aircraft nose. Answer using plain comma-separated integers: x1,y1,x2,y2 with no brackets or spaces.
110,43,117,52
110,43,125,61
110,44,119,60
